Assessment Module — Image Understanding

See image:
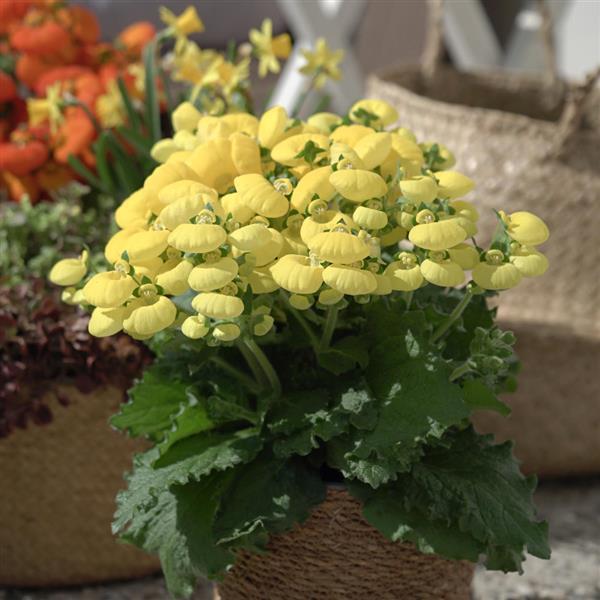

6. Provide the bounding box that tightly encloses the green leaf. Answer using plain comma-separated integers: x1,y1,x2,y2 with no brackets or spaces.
67,154,107,193
116,76,142,132
213,453,326,549
158,403,214,454
143,40,161,143
318,335,369,375
93,131,117,196
462,379,511,416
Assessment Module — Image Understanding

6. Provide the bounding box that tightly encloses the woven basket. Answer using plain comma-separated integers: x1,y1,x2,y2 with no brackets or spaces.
367,1,600,477
0,382,160,586
214,487,474,600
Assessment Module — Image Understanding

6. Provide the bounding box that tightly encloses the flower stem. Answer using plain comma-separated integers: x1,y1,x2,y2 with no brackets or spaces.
243,338,282,400
210,356,261,394
431,287,474,344
291,74,318,118
319,306,338,352
449,361,473,382
236,340,268,390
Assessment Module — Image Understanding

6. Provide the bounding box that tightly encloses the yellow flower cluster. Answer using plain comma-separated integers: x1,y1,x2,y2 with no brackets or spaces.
50,98,549,343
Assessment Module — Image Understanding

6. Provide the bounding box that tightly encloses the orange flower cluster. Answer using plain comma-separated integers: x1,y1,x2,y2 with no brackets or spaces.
0,0,156,203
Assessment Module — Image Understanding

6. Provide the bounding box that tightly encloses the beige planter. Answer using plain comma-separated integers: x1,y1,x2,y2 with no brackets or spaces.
0,383,160,586
214,488,474,600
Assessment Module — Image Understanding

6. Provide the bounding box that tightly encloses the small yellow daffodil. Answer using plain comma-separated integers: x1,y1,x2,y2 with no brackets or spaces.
299,38,344,89
160,5,204,37
96,81,126,129
27,83,63,132
249,18,292,77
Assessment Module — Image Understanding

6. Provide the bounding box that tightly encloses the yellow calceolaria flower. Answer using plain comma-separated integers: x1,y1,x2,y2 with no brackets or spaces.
299,38,344,89
50,95,549,347
160,5,204,37
249,18,292,77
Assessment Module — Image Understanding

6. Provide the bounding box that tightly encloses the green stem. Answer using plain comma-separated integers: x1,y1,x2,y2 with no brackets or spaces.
319,306,338,352
280,292,319,351
210,356,261,394
449,361,473,382
431,287,474,344
236,340,268,390
291,74,318,118
403,291,414,310
243,338,282,399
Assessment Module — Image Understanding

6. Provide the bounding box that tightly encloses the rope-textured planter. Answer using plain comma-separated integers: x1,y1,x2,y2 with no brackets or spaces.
366,0,600,477
214,488,474,600
0,383,160,586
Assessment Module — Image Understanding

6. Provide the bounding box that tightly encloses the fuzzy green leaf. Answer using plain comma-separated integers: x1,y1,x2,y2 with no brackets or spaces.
462,378,511,416
317,336,370,375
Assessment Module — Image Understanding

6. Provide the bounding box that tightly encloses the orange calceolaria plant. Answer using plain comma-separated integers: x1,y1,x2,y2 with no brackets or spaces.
0,0,156,203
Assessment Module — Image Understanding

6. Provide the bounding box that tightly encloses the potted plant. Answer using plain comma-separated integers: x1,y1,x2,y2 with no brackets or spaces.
50,88,552,598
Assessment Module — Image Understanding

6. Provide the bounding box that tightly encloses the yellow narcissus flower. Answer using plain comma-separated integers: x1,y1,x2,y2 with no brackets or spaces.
408,210,467,251
181,315,209,339
186,139,238,194
308,229,369,264
83,271,137,308
502,211,549,246
353,206,388,230
249,18,292,77
230,133,262,175
234,174,289,218
271,133,329,166
258,106,288,149
192,292,244,319
160,5,204,36
155,260,194,295
172,101,202,133
307,112,341,133
435,171,475,199
473,250,523,290
329,169,387,202
88,306,129,337
448,244,480,270
213,323,241,342
322,264,377,296
350,99,398,128
49,250,88,286
291,166,336,212
400,176,438,203
168,223,227,253
188,256,238,292
420,253,465,287
270,254,323,294
353,132,392,170
228,223,271,251
509,245,549,277
300,38,344,89
384,253,424,292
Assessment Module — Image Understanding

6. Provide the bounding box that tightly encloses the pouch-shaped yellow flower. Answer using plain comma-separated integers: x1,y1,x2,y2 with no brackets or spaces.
504,211,549,246
308,230,369,264
196,116,233,143
420,257,465,287
441,213,478,237
104,228,141,264
181,315,209,339
435,171,475,199
230,132,262,175
329,124,373,147
158,178,218,206
234,174,289,218
271,133,329,166
123,295,177,336
173,130,200,152
155,259,194,295
251,228,284,266
322,264,377,295
126,229,171,262
447,244,480,270
451,200,479,223
350,99,398,128
246,267,279,294
281,227,308,255
258,105,288,149
115,189,151,229
390,134,424,167
400,176,438,203
213,323,241,342
186,138,238,194
421,142,455,169
318,288,344,305
372,274,393,295
151,139,180,163
49,250,88,286
221,192,255,224
289,294,313,310
172,101,201,133
329,169,387,202
510,245,549,277
144,162,200,213
408,219,467,251
253,314,274,336
158,193,218,231
307,112,340,133
192,292,244,319
291,166,335,212
380,226,407,248
83,271,137,308
353,132,392,169
270,254,324,294
473,261,522,290
352,206,388,230
88,306,128,337
329,143,365,169
228,222,272,251
188,257,239,292
384,261,423,291
221,113,259,138
168,223,227,253
300,212,355,244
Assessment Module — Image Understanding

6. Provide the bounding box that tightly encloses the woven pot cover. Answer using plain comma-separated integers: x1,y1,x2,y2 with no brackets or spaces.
214,487,474,600
0,383,160,586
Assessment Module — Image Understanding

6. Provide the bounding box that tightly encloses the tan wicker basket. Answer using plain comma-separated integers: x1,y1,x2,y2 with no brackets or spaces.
214,487,474,600
0,383,160,586
367,1,600,477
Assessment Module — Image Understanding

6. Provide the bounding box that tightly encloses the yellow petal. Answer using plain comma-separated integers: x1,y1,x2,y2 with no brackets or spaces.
322,264,377,295
144,162,200,213
352,206,388,230
421,142,455,170
88,306,127,337
155,260,194,295
408,220,467,251
188,257,239,292
300,211,355,245
230,132,262,175
172,101,201,132
258,105,288,149
372,274,393,295
213,323,241,342
473,262,522,290
83,271,136,308
221,113,259,137
384,262,424,291
115,189,151,229
447,244,480,270
158,193,220,230
49,257,86,286
105,228,141,264
289,294,313,310
307,112,340,133
126,230,171,262
281,227,308,255
271,133,329,166
391,134,424,166
329,169,387,202
234,174,289,218
157,179,218,209
350,99,398,127
186,138,237,194
251,228,284,266
400,176,438,203
228,223,272,251
196,116,233,142
353,132,392,169
168,223,227,253
151,139,180,163
192,292,244,319
308,230,369,264
329,124,373,147
319,288,344,305
123,296,177,336
509,246,549,277
270,254,323,294
181,315,209,339
253,314,274,336
329,142,365,169
291,166,335,212
246,267,279,293
506,211,549,246
435,171,475,199
380,226,407,247
420,259,465,287
221,192,255,224
451,200,479,223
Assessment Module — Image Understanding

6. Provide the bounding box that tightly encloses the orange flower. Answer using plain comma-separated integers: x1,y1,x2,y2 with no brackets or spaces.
11,20,71,55
35,160,73,191
117,21,156,56
0,138,49,176
53,107,95,164
58,5,100,44
0,170,41,203
0,0,33,35
0,72,18,102
34,65,92,95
